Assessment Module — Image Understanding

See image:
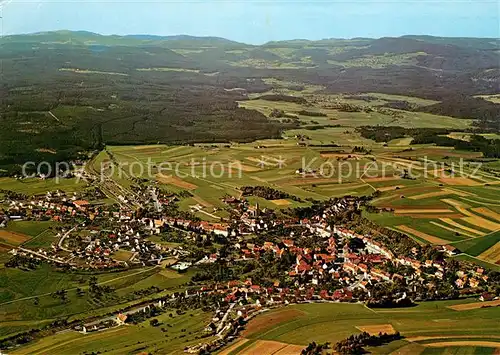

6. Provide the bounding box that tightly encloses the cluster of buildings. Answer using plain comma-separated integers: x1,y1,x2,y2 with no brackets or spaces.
4,181,497,354
2,184,494,302
2,190,100,223
2,186,181,268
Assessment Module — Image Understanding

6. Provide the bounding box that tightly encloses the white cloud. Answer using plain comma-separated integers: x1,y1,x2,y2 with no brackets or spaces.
0,0,14,9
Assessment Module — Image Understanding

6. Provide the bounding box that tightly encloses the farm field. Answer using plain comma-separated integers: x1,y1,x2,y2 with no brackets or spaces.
105,142,379,217
99,92,500,275
0,264,193,330
112,249,135,262
452,232,500,257
1,30,500,355
239,98,473,130
365,164,500,261
0,178,87,196
452,254,500,272
5,221,54,238
224,300,500,354
105,138,499,224
0,92,497,279
0,221,57,250
0,230,31,246
10,309,212,355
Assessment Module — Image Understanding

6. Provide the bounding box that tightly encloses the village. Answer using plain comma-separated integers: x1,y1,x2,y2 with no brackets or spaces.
1,176,499,353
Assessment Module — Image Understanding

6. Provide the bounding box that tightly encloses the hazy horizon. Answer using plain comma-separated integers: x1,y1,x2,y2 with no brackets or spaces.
5,29,500,43
1,0,498,45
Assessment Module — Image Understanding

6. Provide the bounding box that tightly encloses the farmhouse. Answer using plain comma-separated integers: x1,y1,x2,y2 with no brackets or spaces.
115,313,128,325
480,292,495,302
73,200,90,210
442,245,459,256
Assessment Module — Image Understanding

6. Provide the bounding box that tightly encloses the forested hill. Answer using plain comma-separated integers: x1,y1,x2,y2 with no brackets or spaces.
0,31,498,174
2,31,498,97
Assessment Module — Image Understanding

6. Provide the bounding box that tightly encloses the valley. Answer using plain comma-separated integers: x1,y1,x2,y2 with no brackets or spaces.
0,31,499,354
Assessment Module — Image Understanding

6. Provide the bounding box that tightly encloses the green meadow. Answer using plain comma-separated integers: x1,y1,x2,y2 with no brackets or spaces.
101,94,500,276
11,309,212,355
0,177,86,195
230,300,500,354
0,264,194,334
6,221,55,238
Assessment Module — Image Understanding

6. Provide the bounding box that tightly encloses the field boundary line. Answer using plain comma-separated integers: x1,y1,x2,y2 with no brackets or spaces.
0,266,158,307
458,196,500,207
20,228,53,248
453,253,500,270
429,221,477,239
448,228,500,245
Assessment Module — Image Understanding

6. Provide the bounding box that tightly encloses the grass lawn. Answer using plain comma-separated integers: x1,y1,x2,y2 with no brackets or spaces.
6,221,54,237
1,91,499,353
22,229,58,249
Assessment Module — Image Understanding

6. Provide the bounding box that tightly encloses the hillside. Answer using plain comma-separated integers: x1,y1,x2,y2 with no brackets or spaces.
0,31,498,173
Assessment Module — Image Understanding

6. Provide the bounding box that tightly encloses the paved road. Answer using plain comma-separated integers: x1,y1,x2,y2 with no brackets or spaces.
85,152,142,210
57,224,81,252
18,247,66,265
48,111,61,122
216,302,235,334
150,188,162,212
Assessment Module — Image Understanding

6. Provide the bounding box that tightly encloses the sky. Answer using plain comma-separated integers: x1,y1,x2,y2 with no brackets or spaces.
0,0,498,44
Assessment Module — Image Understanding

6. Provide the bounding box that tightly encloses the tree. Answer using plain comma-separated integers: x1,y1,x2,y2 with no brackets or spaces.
89,276,98,288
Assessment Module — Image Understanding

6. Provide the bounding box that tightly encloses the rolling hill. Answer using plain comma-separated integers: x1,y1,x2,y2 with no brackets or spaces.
0,31,498,174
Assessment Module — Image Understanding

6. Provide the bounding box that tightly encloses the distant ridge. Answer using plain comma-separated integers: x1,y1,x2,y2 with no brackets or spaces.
126,34,241,43
3,30,498,47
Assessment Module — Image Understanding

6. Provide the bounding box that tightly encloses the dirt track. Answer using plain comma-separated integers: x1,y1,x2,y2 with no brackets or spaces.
426,341,500,348
447,299,500,311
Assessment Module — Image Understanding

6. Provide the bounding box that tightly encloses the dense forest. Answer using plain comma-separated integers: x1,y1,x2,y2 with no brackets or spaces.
0,32,498,173
357,126,500,158
381,97,500,130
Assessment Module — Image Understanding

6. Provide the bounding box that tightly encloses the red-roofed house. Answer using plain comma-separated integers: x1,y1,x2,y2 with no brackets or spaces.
283,239,294,248
73,200,90,210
